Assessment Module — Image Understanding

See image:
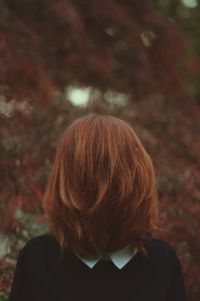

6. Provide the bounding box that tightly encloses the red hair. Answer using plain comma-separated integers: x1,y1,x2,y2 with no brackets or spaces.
42,114,158,257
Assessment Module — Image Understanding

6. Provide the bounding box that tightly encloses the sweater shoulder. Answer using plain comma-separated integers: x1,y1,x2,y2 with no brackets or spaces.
144,237,177,259
21,233,60,255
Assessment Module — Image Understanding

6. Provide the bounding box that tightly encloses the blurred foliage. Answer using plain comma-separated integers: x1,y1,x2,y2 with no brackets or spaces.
155,0,200,98
0,0,191,102
0,0,200,300
0,293,8,301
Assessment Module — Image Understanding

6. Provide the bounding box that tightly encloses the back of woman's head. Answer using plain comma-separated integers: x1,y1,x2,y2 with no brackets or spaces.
42,114,158,257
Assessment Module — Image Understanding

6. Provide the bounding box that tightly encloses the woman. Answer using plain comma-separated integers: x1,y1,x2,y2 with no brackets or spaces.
9,114,186,301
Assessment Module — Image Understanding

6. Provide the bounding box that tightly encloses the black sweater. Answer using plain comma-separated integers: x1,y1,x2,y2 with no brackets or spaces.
8,233,186,301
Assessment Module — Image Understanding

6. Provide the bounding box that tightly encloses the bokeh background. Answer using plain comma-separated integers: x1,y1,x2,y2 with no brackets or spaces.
0,0,200,300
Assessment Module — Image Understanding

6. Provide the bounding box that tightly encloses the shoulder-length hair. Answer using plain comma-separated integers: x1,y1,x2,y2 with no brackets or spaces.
42,114,158,257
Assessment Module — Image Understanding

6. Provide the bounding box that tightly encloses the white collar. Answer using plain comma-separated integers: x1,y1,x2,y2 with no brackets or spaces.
75,245,138,269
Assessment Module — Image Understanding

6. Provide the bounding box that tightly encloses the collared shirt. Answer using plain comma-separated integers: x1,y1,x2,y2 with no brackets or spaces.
8,234,186,301
75,245,138,269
